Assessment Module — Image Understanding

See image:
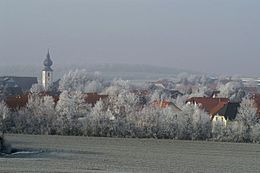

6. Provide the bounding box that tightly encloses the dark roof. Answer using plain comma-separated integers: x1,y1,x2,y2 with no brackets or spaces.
167,89,183,99
209,90,220,98
210,101,228,115
1,87,23,96
214,102,240,120
0,76,37,92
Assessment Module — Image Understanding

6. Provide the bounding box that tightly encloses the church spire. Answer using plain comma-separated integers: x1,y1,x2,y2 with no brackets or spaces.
43,49,53,70
42,50,54,89
47,49,50,59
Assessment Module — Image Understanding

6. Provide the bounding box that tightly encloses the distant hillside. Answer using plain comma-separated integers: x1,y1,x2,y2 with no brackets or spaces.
0,63,198,81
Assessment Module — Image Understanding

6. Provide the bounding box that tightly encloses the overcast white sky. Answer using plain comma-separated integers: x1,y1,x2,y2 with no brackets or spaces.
1,0,260,76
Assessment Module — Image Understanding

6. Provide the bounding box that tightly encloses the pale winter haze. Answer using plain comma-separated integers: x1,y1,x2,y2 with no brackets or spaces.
1,0,260,76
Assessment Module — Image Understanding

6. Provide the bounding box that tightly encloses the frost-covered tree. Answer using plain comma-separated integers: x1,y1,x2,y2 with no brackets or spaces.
85,80,103,93
0,101,9,136
0,101,11,153
189,86,209,97
22,94,57,134
106,91,139,137
30,84,45,94
175,94,189,108
150,90,161,102
217,81,244,98
156,108,178,139
56,90,90,119
3,94,39,134
132,106,162,138
191,107,211,140
235,97,258,142
212,120,225,141
252,123,260,143
88,100,113,137
26,94,44,116
38,96,57,134
176,105,194,140
104,79,132,96
175,104,211,140
56,90,91,135
59,69,104,93
229,89,245,102
87,90,139,137
224,121,242,142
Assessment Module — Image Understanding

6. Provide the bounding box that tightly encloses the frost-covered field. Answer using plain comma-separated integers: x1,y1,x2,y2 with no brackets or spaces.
1,134,260,173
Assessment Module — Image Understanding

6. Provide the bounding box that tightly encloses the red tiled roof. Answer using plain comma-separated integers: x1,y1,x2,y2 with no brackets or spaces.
4,92,108,110
4,94,29,110
153,100,181,111
37,92,59,103
4,92,59,110
186,97,229,114
153,100,171,108
209,101,228,116
252,94,260,113
84,93,108,107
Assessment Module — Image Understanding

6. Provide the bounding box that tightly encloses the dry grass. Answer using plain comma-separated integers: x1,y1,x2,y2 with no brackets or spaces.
0,134,260,172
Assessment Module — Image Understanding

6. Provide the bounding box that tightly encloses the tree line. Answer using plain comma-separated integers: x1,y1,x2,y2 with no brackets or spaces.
1,69,260,144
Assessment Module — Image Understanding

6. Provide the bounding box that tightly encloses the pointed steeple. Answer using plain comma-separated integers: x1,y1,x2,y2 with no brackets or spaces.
42,50,54,89
46,49,50,59
43,49,53,70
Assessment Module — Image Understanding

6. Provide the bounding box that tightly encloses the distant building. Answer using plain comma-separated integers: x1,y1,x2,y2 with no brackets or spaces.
242,77,260,84
186,97,230,114
212,115,227,126
153,100,181,112
0,76,37,97
42,50,54,89
84,93,108,107
211,102,240,132
251,94,260,117
4,92,60,111
212,102,240,121
186,97,242,129
212,115,227,132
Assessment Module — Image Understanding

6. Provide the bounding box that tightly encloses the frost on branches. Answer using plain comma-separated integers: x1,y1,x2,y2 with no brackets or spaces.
0,101,10,153
2,75,260,143
235,97,258,142
56,90,91,135
0,101,9,136
59,69,104,93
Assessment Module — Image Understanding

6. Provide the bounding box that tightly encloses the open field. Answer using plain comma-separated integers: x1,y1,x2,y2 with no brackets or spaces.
1,134,260,173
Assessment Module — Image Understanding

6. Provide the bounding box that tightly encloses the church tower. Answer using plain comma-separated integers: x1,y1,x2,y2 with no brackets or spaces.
42,50,53,89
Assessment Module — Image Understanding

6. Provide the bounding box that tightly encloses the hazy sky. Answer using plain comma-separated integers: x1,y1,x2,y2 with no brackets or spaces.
1,0,260,76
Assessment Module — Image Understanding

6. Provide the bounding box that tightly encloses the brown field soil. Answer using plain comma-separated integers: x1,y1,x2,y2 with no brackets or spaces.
0,134,260,173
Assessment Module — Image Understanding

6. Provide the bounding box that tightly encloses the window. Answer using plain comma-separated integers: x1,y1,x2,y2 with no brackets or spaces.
47,72,50,77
